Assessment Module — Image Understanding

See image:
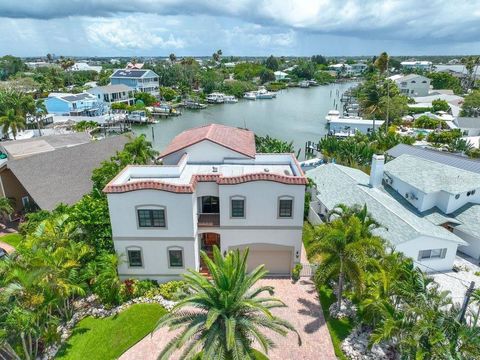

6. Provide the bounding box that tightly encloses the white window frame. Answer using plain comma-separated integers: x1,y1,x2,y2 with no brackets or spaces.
418,248,447,261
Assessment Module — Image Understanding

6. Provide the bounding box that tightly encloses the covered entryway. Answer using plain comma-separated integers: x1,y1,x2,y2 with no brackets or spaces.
230,244,293,275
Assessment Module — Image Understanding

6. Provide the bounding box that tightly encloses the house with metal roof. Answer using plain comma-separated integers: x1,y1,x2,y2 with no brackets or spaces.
0,136,128,214
386,144,480,174
307,156,467,272
110,69,159,97
45,92,104,116
87,84,135,106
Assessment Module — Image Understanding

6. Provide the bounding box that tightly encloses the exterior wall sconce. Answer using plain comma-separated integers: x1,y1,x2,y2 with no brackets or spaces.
296,250,299,259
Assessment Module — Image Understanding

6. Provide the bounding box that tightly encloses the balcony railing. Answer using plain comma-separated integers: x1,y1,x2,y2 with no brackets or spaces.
198,213,220,227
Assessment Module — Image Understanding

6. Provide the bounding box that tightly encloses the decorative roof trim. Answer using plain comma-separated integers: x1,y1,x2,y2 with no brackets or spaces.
104,172,307,194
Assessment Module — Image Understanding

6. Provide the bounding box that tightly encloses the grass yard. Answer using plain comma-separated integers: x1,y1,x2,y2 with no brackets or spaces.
56,303,167,360
0,233,23,247
317,285,354,360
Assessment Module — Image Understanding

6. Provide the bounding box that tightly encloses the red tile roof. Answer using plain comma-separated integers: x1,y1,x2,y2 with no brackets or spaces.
104,172,307,194
159,124,256,159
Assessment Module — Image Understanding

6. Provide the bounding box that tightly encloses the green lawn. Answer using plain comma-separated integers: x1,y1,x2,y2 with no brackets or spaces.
317,286,354,360
56,304,167,360
0,233,23,247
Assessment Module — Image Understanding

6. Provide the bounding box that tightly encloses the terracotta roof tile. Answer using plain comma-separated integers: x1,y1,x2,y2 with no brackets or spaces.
159,124,256,159
104,172,307,194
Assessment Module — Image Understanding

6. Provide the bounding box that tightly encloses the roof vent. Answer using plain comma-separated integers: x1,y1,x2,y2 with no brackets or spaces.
264,168,270,173
212,166,218,173
284,170,291,176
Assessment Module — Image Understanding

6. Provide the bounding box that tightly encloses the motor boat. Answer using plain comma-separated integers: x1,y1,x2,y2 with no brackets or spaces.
244,92,257,100
206,92,225,103
255,88,276,99
299,80,310,88
223,95,238,103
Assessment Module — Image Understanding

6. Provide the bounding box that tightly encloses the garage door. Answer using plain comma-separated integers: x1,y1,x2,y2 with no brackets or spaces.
230,244,293,275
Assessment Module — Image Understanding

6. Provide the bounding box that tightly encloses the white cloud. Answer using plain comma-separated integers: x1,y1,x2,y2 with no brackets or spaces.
85,17,185,50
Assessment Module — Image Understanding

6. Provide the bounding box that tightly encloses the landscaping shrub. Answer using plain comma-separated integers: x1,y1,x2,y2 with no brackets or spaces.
145,280,187,300
119,279,158,301
292,263,303,282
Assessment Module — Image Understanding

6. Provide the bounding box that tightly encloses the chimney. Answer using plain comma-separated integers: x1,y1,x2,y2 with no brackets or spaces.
369,154,385,188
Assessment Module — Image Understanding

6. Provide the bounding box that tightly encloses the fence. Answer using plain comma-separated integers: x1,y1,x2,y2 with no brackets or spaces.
300,263,318,277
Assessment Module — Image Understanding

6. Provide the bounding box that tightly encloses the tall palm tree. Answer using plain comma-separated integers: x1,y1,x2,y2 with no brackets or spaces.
311,206,384,307
0,109,25,140
154,246,301,359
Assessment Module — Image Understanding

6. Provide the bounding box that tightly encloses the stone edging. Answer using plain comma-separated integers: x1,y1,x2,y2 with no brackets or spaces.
42,294,177,360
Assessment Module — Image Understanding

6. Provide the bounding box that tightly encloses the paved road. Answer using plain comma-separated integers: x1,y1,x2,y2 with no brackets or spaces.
120,278,336,360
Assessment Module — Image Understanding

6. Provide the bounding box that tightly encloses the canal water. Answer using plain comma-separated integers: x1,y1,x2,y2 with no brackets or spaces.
133,81,356,159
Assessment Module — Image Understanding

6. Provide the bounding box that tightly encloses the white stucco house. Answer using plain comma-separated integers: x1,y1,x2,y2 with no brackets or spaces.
104,124,307,282
307,155,468,272
389,74,431,97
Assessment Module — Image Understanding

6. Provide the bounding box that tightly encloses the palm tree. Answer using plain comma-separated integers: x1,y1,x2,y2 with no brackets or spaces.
374,52,389,75
311,205,384,308
0,109,25,140
154,246,301,359
123,134,158,164
32,99,47,136
169,53,177,63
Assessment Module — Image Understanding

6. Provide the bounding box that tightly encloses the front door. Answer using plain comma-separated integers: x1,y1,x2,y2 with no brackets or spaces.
200,233,220,273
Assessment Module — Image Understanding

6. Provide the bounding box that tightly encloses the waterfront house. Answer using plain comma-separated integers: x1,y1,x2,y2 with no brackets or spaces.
45,92,103,116
350,63,368,75
104,124,307,281
400,61,433,71
110,69,160,97
0,135,128,214
307,155,468,272
325,110,384,135
87,84,135,106
274,71,288,81
389,74,431,97
328,63,353,75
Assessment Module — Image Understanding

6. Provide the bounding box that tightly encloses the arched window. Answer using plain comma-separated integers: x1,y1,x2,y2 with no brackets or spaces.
230,195,246,218
126,246,143,268
136,205,167,228
278,196,294,218
167,246,184,268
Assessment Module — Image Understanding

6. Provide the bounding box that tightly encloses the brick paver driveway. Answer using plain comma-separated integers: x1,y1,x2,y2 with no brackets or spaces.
120,278,335,360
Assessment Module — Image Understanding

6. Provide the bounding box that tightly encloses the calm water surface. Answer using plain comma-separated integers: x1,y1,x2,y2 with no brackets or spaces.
133,82,356,159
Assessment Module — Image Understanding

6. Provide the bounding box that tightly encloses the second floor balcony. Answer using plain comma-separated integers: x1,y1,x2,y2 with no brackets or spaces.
198,213,220,227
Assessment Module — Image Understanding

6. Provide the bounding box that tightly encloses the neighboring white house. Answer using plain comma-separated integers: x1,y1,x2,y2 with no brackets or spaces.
328,63,353,75
307,155,467,272
389,74,431,96
453,117,480,136
87,84,135,106
383,153,480,259
69,62,102,73
401,61,433,71
104,124,307,282
325,110,384,135
274,71,288,81
110,69,160,97
350,63,368,75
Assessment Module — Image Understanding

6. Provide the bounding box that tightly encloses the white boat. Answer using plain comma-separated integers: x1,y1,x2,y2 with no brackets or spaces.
206,92,225,103
299,80,310,88
308,79,319,86
244,92,257,100
223,95,238,103
255,88,277,99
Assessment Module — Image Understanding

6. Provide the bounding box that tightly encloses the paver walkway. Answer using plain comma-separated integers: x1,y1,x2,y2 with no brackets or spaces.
120,278,336,360
0,241,14,254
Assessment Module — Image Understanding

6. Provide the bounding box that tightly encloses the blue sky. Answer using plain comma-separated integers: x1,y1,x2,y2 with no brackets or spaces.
1,0,480,57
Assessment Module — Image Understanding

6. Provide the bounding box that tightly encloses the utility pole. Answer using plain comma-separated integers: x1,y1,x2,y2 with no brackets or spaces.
459,281,475,323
